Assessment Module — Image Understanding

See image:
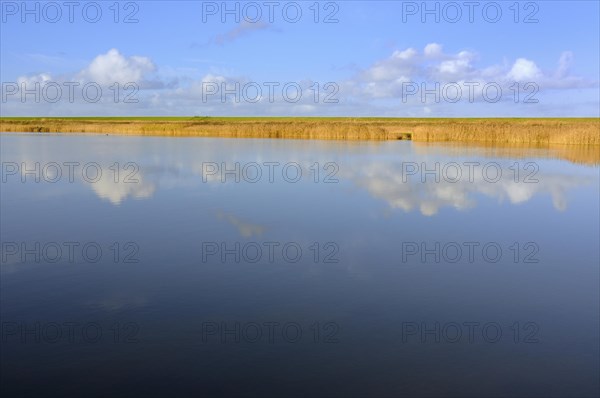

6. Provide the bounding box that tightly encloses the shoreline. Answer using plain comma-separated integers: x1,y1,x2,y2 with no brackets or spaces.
1,117,599,145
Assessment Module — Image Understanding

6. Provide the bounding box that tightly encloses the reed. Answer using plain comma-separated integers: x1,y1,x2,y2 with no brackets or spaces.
412,142,600,166
1,117,598,145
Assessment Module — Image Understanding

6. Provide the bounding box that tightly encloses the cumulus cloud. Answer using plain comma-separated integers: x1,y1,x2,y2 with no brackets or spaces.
507,58,542,81
13,49,156,89
362,47,418,82
17,73,53,86
5,44,598,116
342,43,597,106
424,43,443,58
76,49,155,86
435,50,475,79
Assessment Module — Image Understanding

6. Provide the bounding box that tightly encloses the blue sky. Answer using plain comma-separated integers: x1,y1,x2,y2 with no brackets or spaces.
1,0,599,116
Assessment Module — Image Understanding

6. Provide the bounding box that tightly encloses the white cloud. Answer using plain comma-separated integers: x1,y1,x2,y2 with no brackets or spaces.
345,43,596,107
17,73,53,86
436,55,473,79
507,58,542,81
424,43,443,58
5,44,598,116
77,48,155,86
393,47,418,60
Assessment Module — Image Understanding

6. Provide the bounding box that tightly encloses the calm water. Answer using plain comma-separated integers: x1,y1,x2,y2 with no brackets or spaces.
1,134,599,397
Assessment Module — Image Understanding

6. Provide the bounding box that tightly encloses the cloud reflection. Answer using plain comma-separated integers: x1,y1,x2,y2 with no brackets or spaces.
217,211,266,238
349,161,593,215
90,175,156,205
3,136,597,214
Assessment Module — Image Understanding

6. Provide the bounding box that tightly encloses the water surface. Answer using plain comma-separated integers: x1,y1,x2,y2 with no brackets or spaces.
1,134,598,397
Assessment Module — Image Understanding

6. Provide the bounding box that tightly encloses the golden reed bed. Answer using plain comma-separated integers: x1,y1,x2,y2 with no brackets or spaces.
412,142,600,166
1,117,599,145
